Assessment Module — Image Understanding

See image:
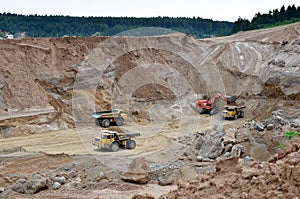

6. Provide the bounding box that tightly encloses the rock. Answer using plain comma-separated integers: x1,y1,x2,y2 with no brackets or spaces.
52,182,61,190
223,128,236,144
239,156,254,164
122,173,150,184
231,144,244,157
236,128,250,142
224,152,231,158
215,156,242,173
197,155,214,162
241,167,261,179
264,118,274,126
99,172,105,178
281,39,288,46
132,194,155,199
178,155,185,160
158,177,172,186
0,186,4,192
196,155,203,162
291,119,300,128
53,176,66,184
75,177,81,182
4,176,13,183
12,173,48,194
277,59,285,67
67,170,77,178
266,124,274,130
71,162,78,168
121,157,151,184
254,122,264,131
127,157,150,173
183,151,189,156
224,143,233,153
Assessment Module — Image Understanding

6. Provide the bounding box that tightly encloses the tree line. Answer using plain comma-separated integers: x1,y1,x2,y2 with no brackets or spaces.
232,5,300,33
0,14,233,38
0,4,299,39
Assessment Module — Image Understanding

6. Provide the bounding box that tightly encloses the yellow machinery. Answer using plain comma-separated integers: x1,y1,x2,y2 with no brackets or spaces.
92,109,128,127
93,130,140,152
222,105,246,120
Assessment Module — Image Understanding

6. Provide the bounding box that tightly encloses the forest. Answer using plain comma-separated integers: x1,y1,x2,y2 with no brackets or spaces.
0,14,232,38
0,4,299,38
232,5,300,33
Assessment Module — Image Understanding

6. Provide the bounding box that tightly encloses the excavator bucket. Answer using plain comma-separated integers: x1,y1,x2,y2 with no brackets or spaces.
226,96,237,103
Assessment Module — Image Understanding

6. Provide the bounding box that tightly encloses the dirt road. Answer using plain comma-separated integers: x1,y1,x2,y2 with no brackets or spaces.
0,114,245,170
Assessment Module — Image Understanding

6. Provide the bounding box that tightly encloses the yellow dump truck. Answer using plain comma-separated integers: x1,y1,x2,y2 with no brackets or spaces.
92,109,127,127
222,105,246,120
92,130,140,152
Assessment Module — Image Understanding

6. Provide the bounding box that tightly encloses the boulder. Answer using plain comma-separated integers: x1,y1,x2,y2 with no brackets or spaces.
158,177,173,186
231,144,244,158
12,173,48,194
67,170,77,178
121,157,150,184
215,156,242,173
266,124,274,130
223,128,236,144
239,156,254,165
121,173,150,184
236,128,250,142
53,176,66,184
52,182,61,190
291,119,300,128
254,122,264,131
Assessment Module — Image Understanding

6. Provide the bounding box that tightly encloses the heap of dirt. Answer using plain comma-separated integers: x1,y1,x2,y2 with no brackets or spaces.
163,136,300,199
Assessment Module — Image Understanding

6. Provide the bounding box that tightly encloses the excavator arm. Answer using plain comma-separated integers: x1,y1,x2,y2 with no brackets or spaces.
207,93,227,106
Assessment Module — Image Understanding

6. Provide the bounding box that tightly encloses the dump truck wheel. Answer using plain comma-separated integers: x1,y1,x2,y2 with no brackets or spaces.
110,141,120,152
101,119,110,127
126,140,136,149
239,111,244,118
234,114,238,120
115,117,124,126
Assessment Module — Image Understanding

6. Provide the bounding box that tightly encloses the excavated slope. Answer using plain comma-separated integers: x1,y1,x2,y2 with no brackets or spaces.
0,23,299,136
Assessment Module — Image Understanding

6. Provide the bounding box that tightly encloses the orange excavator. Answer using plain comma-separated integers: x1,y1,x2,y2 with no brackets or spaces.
194,92,236,115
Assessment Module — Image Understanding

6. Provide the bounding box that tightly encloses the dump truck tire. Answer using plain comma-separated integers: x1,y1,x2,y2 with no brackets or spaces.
239,111,244,118
234,114,238,120
101,119,110,127
126,140,136,149
110,141,120,152
115,117,124,126
95,119,100,126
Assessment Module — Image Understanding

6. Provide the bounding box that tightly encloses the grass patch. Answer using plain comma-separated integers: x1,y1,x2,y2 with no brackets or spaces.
284,131,299,140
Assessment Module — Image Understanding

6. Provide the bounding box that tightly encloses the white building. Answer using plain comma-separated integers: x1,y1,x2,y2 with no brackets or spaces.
4,34,14,39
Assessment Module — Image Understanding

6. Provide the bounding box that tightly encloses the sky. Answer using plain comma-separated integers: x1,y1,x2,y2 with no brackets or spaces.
0,0,299,22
